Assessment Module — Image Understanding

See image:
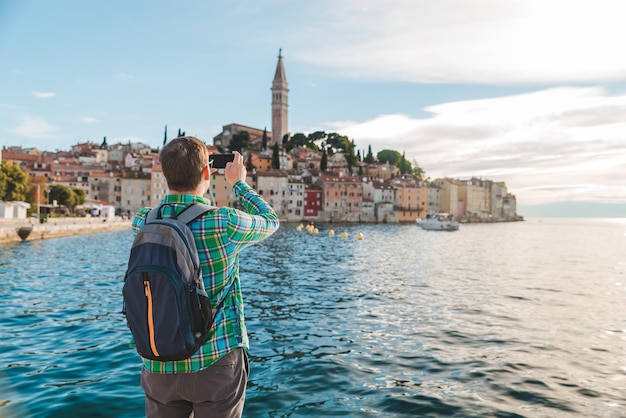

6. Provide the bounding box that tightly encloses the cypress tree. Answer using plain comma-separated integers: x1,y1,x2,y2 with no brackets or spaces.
272,143,280,169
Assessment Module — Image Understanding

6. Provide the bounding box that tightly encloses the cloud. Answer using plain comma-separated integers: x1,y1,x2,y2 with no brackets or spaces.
9,115,59,139
116,73,135,80
81,116,98,123
292,0,626,84
334,86,626,205
32,91,56,98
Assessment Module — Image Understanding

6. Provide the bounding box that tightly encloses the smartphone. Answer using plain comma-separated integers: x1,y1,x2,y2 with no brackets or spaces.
209,153,234,169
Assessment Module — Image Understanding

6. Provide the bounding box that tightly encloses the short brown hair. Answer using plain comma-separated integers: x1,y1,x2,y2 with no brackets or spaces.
159,136,208,191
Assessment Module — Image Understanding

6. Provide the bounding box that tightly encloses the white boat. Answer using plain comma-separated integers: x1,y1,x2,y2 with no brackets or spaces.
416,213,460,231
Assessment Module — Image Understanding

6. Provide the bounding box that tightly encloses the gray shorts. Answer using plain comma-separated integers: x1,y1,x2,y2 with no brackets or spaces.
141,348,249,418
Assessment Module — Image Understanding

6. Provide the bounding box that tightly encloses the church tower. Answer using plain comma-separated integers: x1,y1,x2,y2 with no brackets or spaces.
271,49,289,146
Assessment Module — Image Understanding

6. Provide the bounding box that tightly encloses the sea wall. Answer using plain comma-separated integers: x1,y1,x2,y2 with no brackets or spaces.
0,217,132,245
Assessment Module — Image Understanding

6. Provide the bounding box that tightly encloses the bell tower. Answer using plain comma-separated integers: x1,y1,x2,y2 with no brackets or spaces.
271,49,289,146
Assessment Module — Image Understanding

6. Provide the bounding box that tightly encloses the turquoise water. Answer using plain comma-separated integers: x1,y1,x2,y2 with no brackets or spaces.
1,219,625,417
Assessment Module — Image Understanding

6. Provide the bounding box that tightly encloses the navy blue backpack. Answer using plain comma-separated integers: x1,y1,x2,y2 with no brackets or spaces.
122,203,218,361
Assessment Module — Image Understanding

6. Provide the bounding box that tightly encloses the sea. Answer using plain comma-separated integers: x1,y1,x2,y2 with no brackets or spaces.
0,218,624,418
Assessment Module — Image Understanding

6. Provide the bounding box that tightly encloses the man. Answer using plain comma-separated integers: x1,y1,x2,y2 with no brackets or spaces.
131,136,279,417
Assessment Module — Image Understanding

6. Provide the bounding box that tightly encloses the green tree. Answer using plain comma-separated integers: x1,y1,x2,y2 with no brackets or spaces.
48,185,85,211
344,140,357,174
377,149,401,166
229,131,252,153
272,143,280,169
261,128,268,150
70,187,86,209
286,133,308,152
320,148,328,171
364,145,375,164
399,151,411,175
246,152,255,171
0,161,29,201
411,159,425,180
325,133,351,153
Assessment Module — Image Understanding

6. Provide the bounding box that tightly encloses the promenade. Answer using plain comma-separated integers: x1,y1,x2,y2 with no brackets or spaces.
0,217,131,245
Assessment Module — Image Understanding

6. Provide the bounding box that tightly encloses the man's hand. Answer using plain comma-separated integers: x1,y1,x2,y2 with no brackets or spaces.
224,151,247,186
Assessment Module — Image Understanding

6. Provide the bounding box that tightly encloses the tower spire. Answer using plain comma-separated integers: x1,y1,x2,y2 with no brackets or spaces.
271,49,289,146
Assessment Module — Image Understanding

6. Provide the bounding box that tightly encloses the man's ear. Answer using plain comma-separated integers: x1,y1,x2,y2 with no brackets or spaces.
203,165,211,180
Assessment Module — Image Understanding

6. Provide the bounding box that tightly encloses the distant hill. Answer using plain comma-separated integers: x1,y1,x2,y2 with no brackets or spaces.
518,202,626,218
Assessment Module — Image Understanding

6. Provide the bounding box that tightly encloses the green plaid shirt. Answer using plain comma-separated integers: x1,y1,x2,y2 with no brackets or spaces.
130,180,279,373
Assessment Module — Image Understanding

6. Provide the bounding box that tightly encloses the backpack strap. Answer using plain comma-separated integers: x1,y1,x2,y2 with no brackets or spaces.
176,203,217,225
145,203,216,225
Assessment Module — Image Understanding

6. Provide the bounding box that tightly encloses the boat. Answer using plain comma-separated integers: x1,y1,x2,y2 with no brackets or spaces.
416,213,460,231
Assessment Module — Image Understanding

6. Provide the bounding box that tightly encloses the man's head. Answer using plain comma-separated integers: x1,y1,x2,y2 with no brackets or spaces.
160,136,209,193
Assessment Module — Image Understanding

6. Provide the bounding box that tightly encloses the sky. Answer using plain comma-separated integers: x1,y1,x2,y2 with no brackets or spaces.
1,0,625,215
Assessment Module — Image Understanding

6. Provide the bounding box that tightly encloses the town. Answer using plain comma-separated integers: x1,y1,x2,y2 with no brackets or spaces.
0,51,521,224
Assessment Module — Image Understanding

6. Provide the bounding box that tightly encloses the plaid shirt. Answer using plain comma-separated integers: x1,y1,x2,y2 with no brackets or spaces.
130,180,279,373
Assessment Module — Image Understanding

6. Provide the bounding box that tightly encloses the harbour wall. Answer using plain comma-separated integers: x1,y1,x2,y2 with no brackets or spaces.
0,217,131,245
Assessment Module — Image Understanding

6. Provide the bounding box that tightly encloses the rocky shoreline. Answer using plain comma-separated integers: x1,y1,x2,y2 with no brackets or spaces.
0,217,132,246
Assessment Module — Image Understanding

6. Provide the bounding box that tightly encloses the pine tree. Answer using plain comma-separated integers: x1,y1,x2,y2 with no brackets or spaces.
163,125,168,145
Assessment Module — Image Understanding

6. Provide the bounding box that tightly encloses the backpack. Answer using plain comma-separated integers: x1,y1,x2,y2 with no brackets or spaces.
122,203,219,361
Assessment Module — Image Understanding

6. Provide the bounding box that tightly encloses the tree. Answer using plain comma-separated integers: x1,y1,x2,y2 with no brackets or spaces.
163,125,168,145
0,161,29,202
48,185,85,211
364,145,375,164
229,131,252,153
325,133,351,153
411,159,425,180
271,143,280,169
286,133,308,152
399,151,410,175
246,153,255,171
261,128,268,150
344,139,357,174
320,148,328,171
377,149,401,166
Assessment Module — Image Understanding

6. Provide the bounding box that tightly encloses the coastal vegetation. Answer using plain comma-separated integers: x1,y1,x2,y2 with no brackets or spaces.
0,162,85,215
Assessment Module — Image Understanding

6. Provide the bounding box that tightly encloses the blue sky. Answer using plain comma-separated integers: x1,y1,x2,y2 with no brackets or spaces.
2,0,626,214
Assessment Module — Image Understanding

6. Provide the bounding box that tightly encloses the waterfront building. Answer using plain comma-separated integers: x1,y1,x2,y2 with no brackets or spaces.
271,49,289,146
150,162,168,207
256,170,290,218
458,177,491,219
90,171,122,208
491,181,508,219
303,184,323,221
285,177,306,222
432,178,459,216
121,173,152,214
427,184,442,215
320,175,364,222
394,179,428,222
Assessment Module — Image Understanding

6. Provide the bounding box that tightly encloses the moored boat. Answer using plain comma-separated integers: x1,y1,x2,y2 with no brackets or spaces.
416,213,460,231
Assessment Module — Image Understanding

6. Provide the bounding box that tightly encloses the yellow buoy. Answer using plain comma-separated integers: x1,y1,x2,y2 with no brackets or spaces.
328,229,335,237
357,232,363,240
296,224,303,232
313,228,319,235
341,231,348,239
